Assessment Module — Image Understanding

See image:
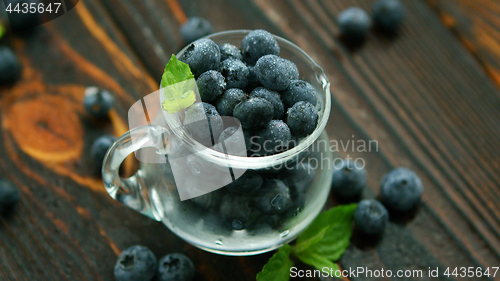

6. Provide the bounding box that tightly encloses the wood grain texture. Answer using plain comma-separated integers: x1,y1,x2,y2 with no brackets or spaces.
0,0,499,280
427,0,500,90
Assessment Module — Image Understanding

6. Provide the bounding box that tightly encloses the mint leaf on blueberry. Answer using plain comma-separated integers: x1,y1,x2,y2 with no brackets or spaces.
161,54,197,114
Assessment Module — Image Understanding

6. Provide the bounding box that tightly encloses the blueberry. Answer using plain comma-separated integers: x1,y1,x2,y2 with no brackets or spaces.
380,167,423,211
180,38,220,78
337,7,371,42
354,199,389,235
285,59,300,80
373,0,405,34
254,55,296,91
180,17,213,44
286,101,318,138
243,130,253,151
83,87,114,118
250,120,291,156
114,245,157,281
219,43,243,61
225,171,263,194
219,58,249,89
233,97,274,130
241,29,280,65
90,135,116,168
190,190,221,209
254,179,291,214
282,80,318,109
0,46,22,84
282,162,315,195
219,194,251,230
196,70,226,103
249,87,284,119
215,126,246,155
157,253,195,281
245,65,262,92
0,179,20,213
331,159,367,198
4,0,41,32
184,102,224,147
216,88,246,116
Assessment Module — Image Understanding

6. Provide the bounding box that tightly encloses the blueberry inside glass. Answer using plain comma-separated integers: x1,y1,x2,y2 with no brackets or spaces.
155,30,332,255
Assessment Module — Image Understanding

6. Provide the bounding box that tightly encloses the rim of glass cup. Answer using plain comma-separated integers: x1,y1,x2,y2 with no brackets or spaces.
162,30,331,170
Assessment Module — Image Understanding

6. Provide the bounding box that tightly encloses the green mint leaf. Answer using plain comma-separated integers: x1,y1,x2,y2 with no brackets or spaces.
256,244,293,281
0,23,5,40
292,204,357,267
293,250,340,273
161,54,196,113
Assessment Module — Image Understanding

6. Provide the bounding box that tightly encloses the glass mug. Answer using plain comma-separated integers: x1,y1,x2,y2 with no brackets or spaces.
102,30,333,255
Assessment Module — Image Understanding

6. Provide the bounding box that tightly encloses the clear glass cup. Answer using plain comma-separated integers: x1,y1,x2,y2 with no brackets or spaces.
102,30,333,255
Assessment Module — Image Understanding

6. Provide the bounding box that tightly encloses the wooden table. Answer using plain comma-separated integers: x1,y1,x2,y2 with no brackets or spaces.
0,0,499,280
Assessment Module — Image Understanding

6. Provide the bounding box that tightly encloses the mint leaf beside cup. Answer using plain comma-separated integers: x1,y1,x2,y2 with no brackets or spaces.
257,204,357,281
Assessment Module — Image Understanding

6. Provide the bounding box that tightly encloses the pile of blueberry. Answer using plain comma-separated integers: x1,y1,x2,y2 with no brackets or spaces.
337,0,405,43
114,245,195,281
180,29,319,157
173,29,323,231
330,160,423,236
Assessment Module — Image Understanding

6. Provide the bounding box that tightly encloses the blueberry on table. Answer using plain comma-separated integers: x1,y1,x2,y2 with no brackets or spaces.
196,70,226,103
250,120,292,156
233,97,274,130
83,87,114,119
114,245,157,281
0,179,20,213
219,58,249,89
180,17,213,44
216,88,247,116
180,38,220,78
225,171,263,194
241,29,280,65
373,0,405,34
4,0,41,32
254,55,296,91
330,159,367,198
286,101,318,138
219,195,252,230
0,46,22,84
249,87,284,119
254,179,292,214
380,167,423,211
337,7,371,42
184,102,224,147
354,199,389,235
219,43,243,61
282,80,318,109
157,253,195,281
90,135,116,169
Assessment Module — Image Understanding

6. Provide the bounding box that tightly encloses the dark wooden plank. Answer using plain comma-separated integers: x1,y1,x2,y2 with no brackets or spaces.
95,0,500,280
0,0,178,280
1,0,499,280
426,0,500,90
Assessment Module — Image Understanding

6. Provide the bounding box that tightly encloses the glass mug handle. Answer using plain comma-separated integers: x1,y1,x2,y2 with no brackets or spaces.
102,125,170,221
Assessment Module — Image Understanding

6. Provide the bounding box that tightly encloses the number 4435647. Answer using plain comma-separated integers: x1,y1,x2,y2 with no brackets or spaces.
444,267,499,278
5,2,62,14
